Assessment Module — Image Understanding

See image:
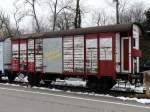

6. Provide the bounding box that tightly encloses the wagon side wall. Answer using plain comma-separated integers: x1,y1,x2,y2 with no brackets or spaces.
43,38,63,73
3,38,11,71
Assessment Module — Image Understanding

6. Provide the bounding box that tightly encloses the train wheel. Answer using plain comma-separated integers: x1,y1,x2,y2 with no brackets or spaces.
42,80,52,87
7,72,16,83
97,77,116,91
86,78,98,91
27,73,40,86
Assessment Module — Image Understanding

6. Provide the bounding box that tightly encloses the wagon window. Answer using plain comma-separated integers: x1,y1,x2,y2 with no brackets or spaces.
74,36,84,72
99,38,112,60
86,38,98,73
12,44,19,59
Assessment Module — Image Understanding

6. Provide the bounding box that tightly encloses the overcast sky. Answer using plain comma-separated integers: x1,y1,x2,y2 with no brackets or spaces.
0,0,150,32
0,0,150,13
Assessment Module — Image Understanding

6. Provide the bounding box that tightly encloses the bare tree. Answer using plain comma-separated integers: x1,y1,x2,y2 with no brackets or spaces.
56,9,74,30
24,0,40,32
106,0,130,24
91,10,109,26
0,11,13,38
13,2,25,36
113,0,119,24
119,2,145,24
14,0,40,33
47,0,73,31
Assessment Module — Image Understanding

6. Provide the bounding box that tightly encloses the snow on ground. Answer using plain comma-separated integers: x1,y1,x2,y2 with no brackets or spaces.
117,96,150,104
54,78,150,104
0,77,150,104
0,83,20,87
1,76,8,81
54,78,86,87
57,78,144,94
14,74,28,83
33,86,62,92
66,90,113,98
112,82,144,93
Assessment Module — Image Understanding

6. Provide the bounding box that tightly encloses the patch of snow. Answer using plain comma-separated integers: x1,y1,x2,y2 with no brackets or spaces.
117,96,150,104
15,76,28,83
66,90,113,98
73,92,89,95
14,77,19,82
33,86,61,92
40,80,45,85
10,84,20,87
136,99,150,104
65,80,86,87
1,76,8,81
0,83,20,87
94,93,113,98
54,79,66,85
0,83,10,86
50,88,61,91
54,78,86,87
23,76,28,83
112,82,144,93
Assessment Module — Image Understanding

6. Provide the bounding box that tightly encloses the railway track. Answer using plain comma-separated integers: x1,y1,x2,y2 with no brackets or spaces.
52,84,144,98
0,79,145,98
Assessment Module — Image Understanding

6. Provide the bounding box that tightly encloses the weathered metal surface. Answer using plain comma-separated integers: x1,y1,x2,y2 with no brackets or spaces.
12,23,143,39
43,38,62,73
3,38,11,70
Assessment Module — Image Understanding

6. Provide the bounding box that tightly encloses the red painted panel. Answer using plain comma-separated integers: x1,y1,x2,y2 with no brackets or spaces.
11,60,19,71
28,39,35,72
11,40,19,72
19,40,27,72
123,39,129,71
132,49,142,57
99,33,116,79
28,62,35,72
99,61,115,77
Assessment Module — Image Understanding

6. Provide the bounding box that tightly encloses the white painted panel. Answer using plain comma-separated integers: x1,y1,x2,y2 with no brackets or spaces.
63,37,73,72
74,36,84,72
12,44,18,51
115,33,121,72
86,38,98,73
133,24,140,73
43,38,62,73
20,43,26,50
3,38,11,70
0,42,4,73
133,24,140,49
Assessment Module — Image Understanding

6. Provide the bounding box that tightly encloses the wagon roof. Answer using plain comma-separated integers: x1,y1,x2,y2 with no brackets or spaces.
12,23,143,40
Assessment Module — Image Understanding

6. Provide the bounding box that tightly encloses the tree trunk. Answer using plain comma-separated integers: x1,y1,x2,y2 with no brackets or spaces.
32,0,40,32
74,0,81,28
53,0,58,31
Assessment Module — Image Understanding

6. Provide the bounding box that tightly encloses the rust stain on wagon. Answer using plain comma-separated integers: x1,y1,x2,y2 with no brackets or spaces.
44,49,61,60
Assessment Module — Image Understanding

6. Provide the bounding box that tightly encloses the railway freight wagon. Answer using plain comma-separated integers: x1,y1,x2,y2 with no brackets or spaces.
2,23,143,90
